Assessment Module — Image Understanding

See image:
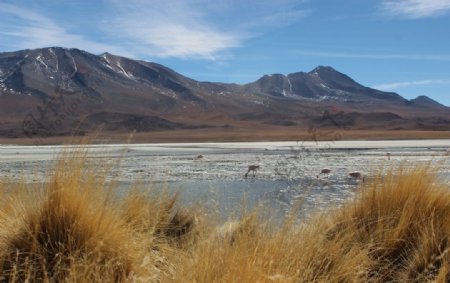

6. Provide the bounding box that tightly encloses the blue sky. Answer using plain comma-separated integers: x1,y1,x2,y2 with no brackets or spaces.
1,0,449,106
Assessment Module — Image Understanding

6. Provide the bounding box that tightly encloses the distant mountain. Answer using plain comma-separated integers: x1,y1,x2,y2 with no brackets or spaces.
409,95,447,108
0,47,449,139
244,66,404,102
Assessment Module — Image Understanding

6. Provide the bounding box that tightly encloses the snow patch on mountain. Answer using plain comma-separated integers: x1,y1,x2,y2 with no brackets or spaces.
287,77,293,93
319,83,329,89
115,60,135,80
48,48,59,72
101,54,115,71
100,54,136,80
66,53,77,76
36,55,49,69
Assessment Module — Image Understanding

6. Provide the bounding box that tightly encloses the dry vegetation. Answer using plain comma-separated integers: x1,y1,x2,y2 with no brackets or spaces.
0,149,449,282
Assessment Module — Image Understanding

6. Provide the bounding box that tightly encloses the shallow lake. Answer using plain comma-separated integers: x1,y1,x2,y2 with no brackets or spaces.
1,140,449,220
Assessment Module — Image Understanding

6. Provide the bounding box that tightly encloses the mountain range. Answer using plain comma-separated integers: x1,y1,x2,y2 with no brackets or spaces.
0,47,449,140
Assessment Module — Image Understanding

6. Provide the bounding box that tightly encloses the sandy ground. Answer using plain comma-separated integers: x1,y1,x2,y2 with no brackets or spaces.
1,140,449,219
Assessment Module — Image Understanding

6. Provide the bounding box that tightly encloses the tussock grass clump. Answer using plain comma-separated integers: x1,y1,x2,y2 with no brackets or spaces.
0,147,449,282
0,149,195,282
330,166,450,282
172,166,450,282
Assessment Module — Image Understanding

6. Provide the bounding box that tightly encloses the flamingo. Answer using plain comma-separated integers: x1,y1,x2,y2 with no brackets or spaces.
245,165,260,178
317,168,331,179
349,171,364,182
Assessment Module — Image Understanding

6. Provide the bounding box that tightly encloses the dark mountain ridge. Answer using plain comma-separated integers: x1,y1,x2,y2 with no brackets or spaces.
244,66,405,103
0,47,449,138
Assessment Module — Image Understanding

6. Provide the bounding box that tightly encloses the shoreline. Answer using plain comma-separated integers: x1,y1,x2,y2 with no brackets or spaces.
1,129,450,146
0,140,449,153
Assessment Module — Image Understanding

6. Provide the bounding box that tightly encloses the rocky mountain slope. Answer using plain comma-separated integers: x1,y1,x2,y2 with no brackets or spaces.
0,47,449,138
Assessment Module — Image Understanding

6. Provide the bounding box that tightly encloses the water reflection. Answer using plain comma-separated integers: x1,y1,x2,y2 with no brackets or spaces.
115,177,361,222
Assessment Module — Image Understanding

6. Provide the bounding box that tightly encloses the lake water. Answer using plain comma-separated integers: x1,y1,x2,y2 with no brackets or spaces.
1,140,449,220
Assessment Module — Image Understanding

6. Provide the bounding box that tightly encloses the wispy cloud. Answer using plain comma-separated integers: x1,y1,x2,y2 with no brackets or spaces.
381,0,450,19
294,50,450,61
0,1,309,60
0,3,131,56
104,0,309,60
104,1,240,60
373,79,450,90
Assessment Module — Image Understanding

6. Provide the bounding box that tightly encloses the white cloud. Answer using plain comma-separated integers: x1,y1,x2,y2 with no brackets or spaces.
0,3,132,56
294,50,450,61
0,1,309,60
373,79,450,90
106,7,240,60
381,0,450,18
104,0,308,60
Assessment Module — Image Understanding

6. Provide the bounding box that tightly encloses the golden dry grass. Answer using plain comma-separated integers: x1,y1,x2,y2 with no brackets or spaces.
176,166,450,283
0,149,196,282
0,149,449,282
